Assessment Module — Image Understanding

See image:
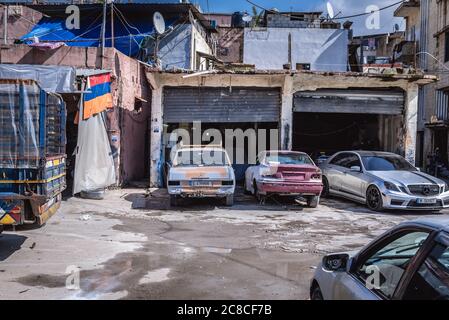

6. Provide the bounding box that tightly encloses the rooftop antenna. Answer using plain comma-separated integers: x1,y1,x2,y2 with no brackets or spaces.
326,2,335,20
242,12,253,23
153,11,166,68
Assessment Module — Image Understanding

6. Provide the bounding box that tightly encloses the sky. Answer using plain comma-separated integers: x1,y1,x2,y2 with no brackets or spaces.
192,0,405,36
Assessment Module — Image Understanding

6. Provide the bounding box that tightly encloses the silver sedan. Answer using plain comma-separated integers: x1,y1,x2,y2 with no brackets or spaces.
320,151,449,211
310,217,449,300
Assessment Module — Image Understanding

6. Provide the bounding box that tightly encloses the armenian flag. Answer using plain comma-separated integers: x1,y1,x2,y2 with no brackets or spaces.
83,73,113,120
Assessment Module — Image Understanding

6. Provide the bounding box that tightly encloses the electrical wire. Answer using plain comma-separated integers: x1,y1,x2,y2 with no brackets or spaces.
112,4,143,35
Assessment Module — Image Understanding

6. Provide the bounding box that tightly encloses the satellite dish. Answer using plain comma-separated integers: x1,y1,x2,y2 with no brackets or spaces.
242,13,253,22
326,2,335,19
153,11,166,35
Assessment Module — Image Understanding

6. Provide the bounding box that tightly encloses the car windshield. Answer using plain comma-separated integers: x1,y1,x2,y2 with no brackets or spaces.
174,150,230,167
264,153,313,165
361,155,416,171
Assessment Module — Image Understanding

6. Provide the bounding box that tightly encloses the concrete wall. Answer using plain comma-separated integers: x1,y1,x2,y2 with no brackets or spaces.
266,13,321,28
215,27,243,63
243,28,348,71
204,14,232,27
191,21,213,70
147,70,427,186
0,6,41,45
142,21,213,71
157,24,192,70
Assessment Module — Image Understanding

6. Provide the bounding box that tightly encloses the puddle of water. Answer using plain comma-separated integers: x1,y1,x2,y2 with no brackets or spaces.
138,268,171,284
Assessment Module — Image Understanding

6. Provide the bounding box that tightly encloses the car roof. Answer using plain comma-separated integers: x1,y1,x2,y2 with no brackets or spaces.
403,216,449,233
263,150,307,155
178,147,226,152
337,150,399,157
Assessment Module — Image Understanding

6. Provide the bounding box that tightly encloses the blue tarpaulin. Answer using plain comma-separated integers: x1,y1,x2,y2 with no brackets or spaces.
20,8,160,57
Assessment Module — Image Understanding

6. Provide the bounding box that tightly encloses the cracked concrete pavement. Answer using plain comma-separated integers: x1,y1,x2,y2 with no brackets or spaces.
0,188,447,300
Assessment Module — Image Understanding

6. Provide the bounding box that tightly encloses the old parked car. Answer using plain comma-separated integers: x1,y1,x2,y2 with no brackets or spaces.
167,145,235,206
310,217,449,300
320,151,449,211
244,151,323,207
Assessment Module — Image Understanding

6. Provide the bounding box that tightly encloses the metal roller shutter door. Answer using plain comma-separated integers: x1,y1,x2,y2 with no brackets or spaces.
163,87,281,123
294,89,405,115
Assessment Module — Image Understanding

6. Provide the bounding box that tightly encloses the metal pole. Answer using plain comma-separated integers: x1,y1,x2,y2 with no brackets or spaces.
110,2,114,49
101,0,107,57
3,5,8,45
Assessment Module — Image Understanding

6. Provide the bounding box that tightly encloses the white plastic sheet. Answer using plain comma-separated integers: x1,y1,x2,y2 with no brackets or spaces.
0,64,76,93
0,81,40,168
73,111,116,194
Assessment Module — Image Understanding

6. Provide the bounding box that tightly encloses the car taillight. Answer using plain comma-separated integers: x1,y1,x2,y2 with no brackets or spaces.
311,174,321,180
168,180,180,186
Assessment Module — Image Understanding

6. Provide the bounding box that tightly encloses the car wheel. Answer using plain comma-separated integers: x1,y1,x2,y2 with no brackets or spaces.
366,185,383,211
225,194,234,206
307,195,320,208
170,195,178,207
310,285,324,300
321,176,330,198
243,180,252,195
253,180,264,203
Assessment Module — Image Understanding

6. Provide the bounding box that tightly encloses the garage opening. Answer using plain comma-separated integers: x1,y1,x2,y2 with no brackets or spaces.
293,88,405,162
293,113,402,161
163,87,281,182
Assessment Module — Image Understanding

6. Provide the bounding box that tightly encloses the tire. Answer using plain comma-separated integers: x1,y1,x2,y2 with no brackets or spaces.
170,195,178,207
253,180,263,202
307,195,320,208
243,181,252,195
366,185,383,211
225,195,234,206
321,176,330,198
310,285,324,300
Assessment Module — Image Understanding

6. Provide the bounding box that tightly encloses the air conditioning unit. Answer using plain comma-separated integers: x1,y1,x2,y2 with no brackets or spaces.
8,5,23,17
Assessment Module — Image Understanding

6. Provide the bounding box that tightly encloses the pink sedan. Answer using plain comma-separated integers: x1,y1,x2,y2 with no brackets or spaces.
244,151,323,207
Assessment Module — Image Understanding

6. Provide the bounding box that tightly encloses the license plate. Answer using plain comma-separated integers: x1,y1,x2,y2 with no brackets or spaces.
190,181,212,186
417,198,437,204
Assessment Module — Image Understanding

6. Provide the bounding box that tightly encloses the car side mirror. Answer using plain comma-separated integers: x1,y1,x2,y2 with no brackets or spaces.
350,166,361,172
322,253,350,272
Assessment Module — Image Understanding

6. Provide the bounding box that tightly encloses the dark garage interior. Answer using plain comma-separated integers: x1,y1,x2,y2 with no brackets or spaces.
292,112,399,161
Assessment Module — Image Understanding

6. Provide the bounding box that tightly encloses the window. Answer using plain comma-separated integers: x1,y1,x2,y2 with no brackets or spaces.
290,14,304,22
361,155,416,171
403,240,449,300
174,150,230,167
435,89,449,121
356,231,430,299
445,32,449,62
329,153,350,167
340,154,361,169
264,152,313,165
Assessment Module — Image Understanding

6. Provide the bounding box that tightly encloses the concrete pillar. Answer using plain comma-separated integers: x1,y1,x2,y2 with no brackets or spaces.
281,76,293,150
150,86,163,187
404,84,419,165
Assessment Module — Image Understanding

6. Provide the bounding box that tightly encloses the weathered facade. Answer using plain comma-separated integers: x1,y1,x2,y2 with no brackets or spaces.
396,0,449,173
243,27,348,71
146,70,433,187
0,5,41,45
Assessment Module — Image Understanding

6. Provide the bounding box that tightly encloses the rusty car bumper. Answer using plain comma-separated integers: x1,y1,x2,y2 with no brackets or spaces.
257,180,323,196
168,186,235,198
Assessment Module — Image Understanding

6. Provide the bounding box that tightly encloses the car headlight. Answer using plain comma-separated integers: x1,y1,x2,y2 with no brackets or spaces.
384,181,400,192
